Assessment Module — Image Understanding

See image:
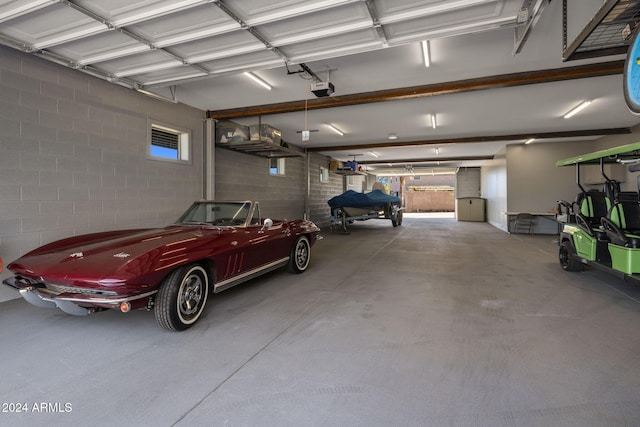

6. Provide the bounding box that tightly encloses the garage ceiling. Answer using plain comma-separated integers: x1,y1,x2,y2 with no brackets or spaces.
2,0,640,175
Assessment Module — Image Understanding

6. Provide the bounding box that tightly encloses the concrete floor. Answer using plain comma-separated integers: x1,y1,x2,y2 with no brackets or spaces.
1,216,640,426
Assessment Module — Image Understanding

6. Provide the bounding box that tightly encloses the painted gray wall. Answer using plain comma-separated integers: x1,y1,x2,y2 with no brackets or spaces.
482,125,640,232
0,46,205,301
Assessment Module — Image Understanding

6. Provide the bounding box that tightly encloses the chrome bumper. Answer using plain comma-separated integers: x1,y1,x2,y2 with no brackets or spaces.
3,276,156,316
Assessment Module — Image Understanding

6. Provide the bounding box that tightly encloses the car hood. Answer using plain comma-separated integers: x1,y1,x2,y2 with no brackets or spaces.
8,226,216,285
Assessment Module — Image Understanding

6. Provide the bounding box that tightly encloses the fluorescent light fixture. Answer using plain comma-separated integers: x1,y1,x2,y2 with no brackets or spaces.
326,124,344,136
421,41,430,68
429,113,437,128
563,100,592,119
388,134,398,140
243,72,272,90
524,138,535,144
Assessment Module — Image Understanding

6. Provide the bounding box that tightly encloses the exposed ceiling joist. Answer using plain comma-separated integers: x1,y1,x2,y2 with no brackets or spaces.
307,128,632,152
207,60,624,119
359,156,494,165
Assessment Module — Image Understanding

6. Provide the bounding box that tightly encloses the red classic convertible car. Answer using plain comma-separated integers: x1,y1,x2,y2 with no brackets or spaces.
3,201,321,331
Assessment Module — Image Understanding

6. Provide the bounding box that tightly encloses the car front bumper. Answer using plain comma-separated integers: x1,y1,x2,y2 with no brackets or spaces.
3,276,157,315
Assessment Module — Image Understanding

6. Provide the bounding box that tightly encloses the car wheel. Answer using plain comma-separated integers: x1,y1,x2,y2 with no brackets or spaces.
559,241,583,272
155,264,209,331
288,236,311,274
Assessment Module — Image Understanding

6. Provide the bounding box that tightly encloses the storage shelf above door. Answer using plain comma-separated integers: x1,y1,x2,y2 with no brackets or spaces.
217,140,306,158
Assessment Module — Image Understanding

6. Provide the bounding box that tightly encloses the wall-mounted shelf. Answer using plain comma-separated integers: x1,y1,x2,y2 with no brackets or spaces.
217,139,305,158
333,168,367,176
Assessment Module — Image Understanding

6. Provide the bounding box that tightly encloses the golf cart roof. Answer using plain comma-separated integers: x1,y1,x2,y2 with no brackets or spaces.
556,142,640,167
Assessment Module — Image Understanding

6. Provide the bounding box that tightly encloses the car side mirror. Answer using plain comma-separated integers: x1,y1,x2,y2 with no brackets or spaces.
259,218,273,233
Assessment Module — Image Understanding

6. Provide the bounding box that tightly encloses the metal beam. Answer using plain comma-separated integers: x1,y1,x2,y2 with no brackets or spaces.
207,60,625,119
306,128,631,152
359,156,494,165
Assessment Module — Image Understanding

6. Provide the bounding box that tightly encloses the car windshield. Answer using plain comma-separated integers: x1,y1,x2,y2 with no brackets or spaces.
176,202,253,227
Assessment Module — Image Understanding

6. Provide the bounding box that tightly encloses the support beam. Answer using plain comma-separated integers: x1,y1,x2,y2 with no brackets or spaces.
306,128,631,152
359,156,494,165
207,60,624,119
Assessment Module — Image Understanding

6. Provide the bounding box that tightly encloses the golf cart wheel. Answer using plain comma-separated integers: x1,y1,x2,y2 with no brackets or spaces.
559,241,583,272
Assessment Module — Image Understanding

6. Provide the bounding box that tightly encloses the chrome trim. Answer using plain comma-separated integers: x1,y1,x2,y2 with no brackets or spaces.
55,290,158,305
7,275,158,313
214,257,289,293
45,282,118,296
19,288,57,309
55,300,91,316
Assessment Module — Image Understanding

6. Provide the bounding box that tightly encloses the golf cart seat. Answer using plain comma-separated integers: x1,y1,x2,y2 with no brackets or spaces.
602,201,640,248
575,190,610,229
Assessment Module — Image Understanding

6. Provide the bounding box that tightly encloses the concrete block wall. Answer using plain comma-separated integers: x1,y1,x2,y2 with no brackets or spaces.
308,154,343,228
215,148,306,221
215,148,343,228
0,46,205,299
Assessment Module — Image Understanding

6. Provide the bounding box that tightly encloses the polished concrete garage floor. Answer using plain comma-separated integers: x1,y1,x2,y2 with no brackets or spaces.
2,216,640,427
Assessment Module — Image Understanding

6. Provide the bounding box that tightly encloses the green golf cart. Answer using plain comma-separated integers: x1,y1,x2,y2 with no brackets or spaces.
557,142,640,281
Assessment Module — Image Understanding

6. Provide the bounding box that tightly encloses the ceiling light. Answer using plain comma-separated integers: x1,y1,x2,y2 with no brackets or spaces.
369,151,380,158
563,100,592,119
524,138,535,144
435,148,440,155
326,124,344,136
429,113,437,129
388,134,398,140
421,41,430,68
243,72,272,90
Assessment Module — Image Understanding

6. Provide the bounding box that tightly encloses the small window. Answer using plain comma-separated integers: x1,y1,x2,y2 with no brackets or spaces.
148,121,191,164
320,166,329,183
269,158,285,175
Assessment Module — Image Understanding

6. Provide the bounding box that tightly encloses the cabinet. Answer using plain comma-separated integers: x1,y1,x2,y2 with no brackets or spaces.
456,198,485,222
